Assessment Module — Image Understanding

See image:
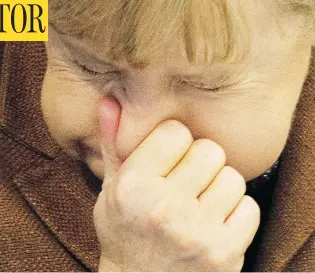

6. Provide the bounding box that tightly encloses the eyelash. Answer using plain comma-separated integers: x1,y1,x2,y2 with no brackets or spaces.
75,62,100,76
180,80,221,92
74,60,222,92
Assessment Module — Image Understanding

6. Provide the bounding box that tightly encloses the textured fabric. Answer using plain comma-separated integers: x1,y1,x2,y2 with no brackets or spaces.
0,42,100,272
254,46,315,272
0,41,314,272
242,161,280,272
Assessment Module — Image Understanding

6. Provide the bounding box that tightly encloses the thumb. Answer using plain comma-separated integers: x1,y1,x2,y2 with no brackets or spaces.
98,96,122,182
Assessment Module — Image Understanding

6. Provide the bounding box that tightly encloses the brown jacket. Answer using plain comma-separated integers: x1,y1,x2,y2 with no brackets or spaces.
0,42,314,272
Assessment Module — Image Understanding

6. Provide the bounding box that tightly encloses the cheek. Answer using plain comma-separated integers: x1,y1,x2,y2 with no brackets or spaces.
182,93,293,181
41,70,102,155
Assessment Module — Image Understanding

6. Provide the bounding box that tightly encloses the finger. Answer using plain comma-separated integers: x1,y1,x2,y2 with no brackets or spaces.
166,139,226,197
224,195,261,254
122,120,194,177
98,96,122,182
198,166,246,222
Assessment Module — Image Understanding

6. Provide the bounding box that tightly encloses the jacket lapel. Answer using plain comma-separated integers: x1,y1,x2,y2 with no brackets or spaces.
255,47,315,271
0,42,101,271
12,154,101,271
0,42,61,158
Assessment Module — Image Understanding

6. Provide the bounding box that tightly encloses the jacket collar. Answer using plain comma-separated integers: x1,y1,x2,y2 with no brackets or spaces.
12,154,101,271
0,42,100,270
0,42,61,159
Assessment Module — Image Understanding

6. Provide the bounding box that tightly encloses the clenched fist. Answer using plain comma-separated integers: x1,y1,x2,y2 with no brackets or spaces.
93,97,260,272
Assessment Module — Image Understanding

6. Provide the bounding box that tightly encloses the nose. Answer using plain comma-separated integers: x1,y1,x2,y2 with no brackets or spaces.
103,65,189,162
113,95,183,162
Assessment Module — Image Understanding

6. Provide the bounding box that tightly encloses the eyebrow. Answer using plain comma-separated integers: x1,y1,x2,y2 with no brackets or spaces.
59,34,121,71
58,34,244,86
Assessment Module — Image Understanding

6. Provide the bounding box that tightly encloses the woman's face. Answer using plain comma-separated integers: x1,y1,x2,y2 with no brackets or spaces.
41,23,312,182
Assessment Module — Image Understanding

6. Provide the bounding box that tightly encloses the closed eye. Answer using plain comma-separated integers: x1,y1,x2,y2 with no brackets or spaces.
72,59,121,77
180,79,221,92
73,60,102,76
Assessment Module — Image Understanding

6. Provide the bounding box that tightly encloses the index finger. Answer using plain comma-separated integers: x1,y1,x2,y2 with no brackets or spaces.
121,120,194,177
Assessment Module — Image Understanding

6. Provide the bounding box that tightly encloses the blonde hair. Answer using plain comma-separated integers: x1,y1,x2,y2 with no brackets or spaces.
49,0,315,66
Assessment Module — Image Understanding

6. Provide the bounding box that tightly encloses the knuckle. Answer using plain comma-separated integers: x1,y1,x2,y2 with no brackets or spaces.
161,119,184,128
222,166,246,194
210,247,243,270
113,187,126,213
148,214,171,237
148,203,171,231
241,195,261,221
164,227,203,256
193,139,226,163
160,119,193,137
210,249,234,266
158,120,194,147
226,239,247,258
174,233,198,253
244,195,260,213
114,172,138,212
231,256,245,272
118,169,137,186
